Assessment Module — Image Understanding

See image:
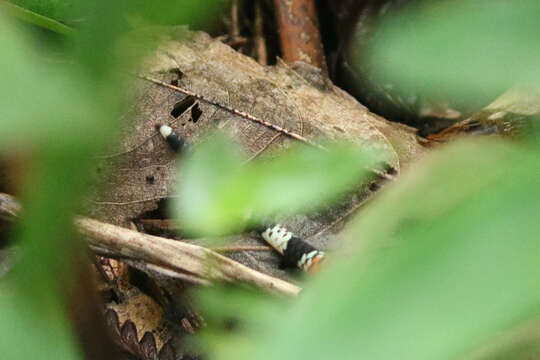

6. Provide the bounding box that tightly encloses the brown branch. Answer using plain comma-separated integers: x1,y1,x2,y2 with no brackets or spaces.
231,0,241,39
254,0,268,65
0,193,300,296
78,218,300,296
273,0,328,73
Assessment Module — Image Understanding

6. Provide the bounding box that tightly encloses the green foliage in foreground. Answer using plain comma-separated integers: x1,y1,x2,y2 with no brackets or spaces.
176,134,375,236
368,0,540,105
0,1,226,359
199,140,540,360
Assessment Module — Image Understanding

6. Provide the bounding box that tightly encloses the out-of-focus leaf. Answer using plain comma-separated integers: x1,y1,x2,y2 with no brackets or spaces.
127,0,229,27
73,0,228,78
9,0,77,24
0,15,113,150
206,140,540,360
176,134,245,236
175,133,374,236
196,285,290,360
464,318,540,360
8,0,228,28
368,0,540,103
1,1,73,35
0,285,82,360
0,1,224,359
0,148,93,360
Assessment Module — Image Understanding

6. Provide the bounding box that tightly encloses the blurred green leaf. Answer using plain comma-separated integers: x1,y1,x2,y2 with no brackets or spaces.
72,0,228,77
176,134,245,236
0,1,226,359
0,282,82,360
465,318,540,360
175,133,374,236
0,15,114,150
8,0,78,24
2,1,74,35
206,140,540,360
368,0,540,103
197,284,291,360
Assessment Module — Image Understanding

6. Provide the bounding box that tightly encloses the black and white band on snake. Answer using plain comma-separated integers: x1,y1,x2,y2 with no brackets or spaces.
261,224,325,273
156,124,185,153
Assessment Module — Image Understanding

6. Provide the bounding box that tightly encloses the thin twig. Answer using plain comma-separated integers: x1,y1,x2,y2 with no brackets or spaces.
95,135,157,159
212,245,272,253
146,263,211,285
137,218,181,231
308,194,374,239
95,108,188,160
138,74,326,150
244,133,281,163
129,259,211,286
90,246,209,286
117,161,175,172
89,195,175,206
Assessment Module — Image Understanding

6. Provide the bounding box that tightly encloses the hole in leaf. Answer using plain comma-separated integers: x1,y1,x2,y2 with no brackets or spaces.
139,198,171,219
191,103,202,123
171,96,196,118
169,67,184,79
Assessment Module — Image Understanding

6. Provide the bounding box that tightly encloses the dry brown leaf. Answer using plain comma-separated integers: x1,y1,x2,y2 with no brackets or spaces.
89,30,426,228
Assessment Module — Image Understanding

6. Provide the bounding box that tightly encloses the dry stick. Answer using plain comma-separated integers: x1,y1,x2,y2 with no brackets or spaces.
138,75,326,151
227,37,249,47
77,218,301,296
254,0,268,65
122,257,211,286
0,193,300,296
273,0,328,74
230,0,240,39
145,263,211,285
